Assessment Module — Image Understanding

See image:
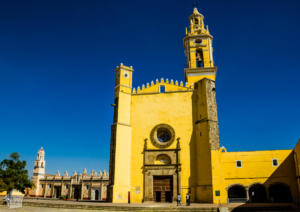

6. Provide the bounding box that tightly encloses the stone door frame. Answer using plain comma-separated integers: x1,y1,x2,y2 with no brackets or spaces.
143,146,181,202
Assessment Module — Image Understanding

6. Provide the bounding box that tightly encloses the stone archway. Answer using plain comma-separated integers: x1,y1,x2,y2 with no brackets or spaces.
248,184,266,203
95,189,99,200
228,184,247,203
269,183,292,203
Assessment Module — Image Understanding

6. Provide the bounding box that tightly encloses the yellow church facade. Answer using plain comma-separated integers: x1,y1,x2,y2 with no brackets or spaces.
108,8,300,204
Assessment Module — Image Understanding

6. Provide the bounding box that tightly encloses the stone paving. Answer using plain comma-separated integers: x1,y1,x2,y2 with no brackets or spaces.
0,199,298,212
0,206,105,212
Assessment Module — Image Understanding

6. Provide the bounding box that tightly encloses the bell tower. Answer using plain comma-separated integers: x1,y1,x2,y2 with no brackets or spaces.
184,8,217,84
32,147,46,197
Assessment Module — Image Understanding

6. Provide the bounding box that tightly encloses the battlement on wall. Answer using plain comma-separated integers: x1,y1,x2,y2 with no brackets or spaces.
132,78,193,94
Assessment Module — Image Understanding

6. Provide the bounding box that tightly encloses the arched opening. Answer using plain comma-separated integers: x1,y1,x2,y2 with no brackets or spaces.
248,184,266,203
73,186,81,200
269,183,292,203
196,49,204,68
54,186,61,198
228,185,247,203
95,189,99,200
155,154,171,165
194,18,199,25
195,39,202,44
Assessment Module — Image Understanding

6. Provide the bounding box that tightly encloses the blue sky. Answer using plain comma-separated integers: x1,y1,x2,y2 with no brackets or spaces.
0,0,299,176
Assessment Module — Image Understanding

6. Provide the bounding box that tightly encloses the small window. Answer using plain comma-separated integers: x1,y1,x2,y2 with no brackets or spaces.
159,85,165,93
86,185,89,190
48,184,52,188
236,160,242,168
272,159,279,167
65,184,69,189
41,184,44,189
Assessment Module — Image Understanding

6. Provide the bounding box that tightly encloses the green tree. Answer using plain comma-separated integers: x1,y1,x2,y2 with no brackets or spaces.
0,152,32,193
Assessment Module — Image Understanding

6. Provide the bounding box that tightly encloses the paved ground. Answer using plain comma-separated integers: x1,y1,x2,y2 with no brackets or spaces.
0,199,298,211
1,206,112,212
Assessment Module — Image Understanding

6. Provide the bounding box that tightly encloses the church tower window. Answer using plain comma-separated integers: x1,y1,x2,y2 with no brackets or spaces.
196,49,204,67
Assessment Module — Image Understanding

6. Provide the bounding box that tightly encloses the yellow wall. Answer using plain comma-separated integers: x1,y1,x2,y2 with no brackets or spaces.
212,149,298,203
130,90,193,203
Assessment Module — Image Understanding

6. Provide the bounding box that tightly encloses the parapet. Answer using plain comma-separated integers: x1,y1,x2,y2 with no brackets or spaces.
132,78,193,94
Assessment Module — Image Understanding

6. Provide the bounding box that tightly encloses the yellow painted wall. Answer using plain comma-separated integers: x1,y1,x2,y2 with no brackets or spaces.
130,90,193,203
211,149,298,203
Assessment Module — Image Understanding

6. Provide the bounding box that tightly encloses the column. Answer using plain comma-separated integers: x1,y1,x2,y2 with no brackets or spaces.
44,183,47,198
246,187,249,202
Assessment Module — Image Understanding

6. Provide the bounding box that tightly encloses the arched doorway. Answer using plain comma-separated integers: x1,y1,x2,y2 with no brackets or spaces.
248,184,266,203
228,185,247,203
54,186,61,198
269,183,292,203
95,189,99,200
73,186,81,200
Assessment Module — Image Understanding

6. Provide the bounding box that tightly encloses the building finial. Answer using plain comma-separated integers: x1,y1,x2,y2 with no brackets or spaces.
193,7,200,15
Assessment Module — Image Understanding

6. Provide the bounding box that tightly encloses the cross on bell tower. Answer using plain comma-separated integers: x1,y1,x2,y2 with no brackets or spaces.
184,8,217,84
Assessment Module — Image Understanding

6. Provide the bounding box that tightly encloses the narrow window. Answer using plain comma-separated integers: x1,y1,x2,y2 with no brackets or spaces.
196,49,204,68
65,184,69,189
159,85,165,93
272,159,279,167
48,184,52,189
236,160,242,168
41,184,44,189
86,185,89,190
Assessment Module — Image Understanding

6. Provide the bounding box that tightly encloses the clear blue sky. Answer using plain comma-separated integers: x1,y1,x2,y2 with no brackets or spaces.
0,0,299,176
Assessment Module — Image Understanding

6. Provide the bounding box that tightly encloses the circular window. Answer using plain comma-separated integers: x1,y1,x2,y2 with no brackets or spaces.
123,71,129,78
150,124,175,148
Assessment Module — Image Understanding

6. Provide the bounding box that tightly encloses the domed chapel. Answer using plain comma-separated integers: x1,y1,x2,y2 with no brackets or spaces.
108,8,300,204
